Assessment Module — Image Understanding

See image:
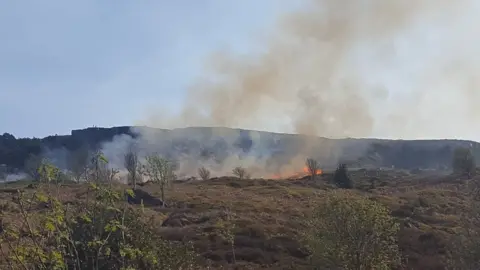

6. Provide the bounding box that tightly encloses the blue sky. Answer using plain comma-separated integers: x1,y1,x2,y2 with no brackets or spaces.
0,1,305,138
3,1,480,141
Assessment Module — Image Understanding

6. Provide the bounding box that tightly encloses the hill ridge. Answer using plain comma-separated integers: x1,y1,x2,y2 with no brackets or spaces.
1,126,480,174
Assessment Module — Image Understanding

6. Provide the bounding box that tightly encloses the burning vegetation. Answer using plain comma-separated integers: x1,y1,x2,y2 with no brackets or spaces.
270,159,323,180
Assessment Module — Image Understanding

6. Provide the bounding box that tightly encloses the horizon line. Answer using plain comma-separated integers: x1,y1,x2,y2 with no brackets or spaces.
3,125,479,143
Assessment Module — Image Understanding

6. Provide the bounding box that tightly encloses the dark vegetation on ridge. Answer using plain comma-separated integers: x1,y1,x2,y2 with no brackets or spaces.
1,126,480,173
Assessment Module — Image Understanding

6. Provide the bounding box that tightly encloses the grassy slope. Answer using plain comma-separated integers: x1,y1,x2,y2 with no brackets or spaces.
0,170,471,269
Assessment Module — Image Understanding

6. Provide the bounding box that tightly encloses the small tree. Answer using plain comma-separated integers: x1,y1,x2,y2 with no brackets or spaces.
452,147,476,178
37,159,60,184
67,146,89,183
144,155,174,206
198,166,211,181
124,148,140,190
305,191,401,269
333,163,353,189
232,166,249,180
88,150,109,183
306,158,320,180
37,159,63,195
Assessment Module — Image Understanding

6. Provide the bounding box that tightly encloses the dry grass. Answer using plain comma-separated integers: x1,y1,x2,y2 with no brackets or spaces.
0,170,476,269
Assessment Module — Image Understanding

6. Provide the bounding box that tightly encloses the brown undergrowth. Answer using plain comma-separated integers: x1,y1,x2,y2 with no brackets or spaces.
0,170,475,269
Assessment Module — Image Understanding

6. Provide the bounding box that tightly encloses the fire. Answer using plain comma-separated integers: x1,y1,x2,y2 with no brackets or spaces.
303,166,322,175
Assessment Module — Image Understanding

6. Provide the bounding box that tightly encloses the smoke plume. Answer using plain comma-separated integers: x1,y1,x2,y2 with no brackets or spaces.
131,0,480,177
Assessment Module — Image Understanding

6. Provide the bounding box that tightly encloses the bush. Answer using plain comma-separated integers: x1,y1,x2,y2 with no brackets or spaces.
232,167,249,180
333,163,353,189
198,167,211,181
144,155,176,207
304,191,401,269
0,183,199,269
306,158,320,181
446,192,480,269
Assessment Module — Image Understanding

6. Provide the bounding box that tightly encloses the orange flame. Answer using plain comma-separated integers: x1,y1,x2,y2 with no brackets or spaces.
303,166,322,175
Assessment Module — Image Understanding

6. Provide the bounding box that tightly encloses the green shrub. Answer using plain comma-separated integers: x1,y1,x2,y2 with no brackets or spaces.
304,191,400,270
0,183,199,270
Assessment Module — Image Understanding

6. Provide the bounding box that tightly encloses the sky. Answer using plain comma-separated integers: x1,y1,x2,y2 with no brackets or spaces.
0,0,305,138
2,1,480,141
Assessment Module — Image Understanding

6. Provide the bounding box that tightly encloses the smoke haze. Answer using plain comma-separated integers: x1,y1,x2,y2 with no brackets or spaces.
140,0,479,139
119,0,480,177
19,0,480,179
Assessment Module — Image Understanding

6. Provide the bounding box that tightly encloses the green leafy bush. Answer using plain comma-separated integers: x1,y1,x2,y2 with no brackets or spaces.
304,191,400,270
0,183,199,270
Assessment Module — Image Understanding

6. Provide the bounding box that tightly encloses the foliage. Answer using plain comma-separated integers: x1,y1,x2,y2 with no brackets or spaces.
0,127,129,171
197,167,211,181
304,191,401,270
144,155,175,205
333,163,353,189
0,133,42,173
446,208,480,269
37,159,61,184
232,167,249,180
446,179,480,269
452,147,476,178
124,148,140,190
2,127,480,176
87,151,110,183
0,183,199,270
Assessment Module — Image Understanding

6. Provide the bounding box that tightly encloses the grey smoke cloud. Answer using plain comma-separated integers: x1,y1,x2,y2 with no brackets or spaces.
85,0,480,179
140,0,478,141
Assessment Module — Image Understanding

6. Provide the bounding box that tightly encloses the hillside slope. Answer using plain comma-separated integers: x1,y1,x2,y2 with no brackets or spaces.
0,170,473,269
